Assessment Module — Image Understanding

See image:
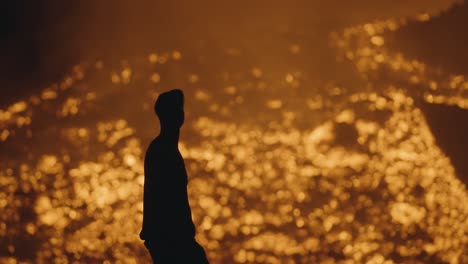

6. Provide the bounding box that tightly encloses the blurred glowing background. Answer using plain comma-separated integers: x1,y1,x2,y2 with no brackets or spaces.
0,1,467,263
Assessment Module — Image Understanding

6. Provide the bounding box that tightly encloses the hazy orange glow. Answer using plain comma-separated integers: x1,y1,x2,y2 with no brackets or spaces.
1,4,467,264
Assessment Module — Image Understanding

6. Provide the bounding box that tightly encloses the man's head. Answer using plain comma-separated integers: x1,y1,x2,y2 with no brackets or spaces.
154,89,184,129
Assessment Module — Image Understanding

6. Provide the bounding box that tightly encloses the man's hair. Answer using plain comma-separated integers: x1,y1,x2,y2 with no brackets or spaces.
154,89,184,120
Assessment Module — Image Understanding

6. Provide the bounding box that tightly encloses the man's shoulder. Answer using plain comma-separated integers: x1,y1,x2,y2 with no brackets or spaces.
145,138,160,159
147,137,164,150
146,137,172,159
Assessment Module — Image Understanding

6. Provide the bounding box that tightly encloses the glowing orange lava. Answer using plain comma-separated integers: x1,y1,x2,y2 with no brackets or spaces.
1,6,467,264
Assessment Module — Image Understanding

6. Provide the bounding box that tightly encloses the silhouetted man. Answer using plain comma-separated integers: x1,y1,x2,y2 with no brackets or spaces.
140,89,209,263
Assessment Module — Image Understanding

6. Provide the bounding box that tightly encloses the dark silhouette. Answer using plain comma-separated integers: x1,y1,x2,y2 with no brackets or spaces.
140,89,209,263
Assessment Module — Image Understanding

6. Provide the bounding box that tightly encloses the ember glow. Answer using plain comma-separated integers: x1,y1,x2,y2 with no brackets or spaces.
1,2,467,264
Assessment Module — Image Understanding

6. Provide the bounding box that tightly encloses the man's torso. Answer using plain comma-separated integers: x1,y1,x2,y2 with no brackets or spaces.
140,138,196,243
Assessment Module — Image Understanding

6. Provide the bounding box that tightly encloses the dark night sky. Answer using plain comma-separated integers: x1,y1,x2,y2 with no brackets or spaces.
0,0,455,106
0,1,82,104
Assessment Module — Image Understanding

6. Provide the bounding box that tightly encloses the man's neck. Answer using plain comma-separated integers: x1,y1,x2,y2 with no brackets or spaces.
158,127,180,147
